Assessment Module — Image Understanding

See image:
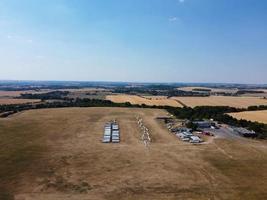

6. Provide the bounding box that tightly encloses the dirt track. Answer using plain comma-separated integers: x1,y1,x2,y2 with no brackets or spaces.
0,107,267,200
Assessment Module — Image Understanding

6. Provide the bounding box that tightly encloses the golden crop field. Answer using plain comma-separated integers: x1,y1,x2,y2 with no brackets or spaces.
171,96,267,108
178,87,238,94
229,110,267,124
0,98,41,105
106,94,182,107
0,90,33,97
1,107,267,200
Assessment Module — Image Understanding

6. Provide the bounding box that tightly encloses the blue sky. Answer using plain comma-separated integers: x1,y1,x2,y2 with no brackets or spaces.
0,0,267,83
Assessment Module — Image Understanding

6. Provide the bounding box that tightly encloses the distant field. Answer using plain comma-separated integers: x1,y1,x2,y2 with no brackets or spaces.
229,110,267,124
0,90,37,97
106,94,182,107
177,87,267,97
240,89,267,97
171,96,267,108
0,99,41,105
1,107,267,200
106,95,267,108
0,88,109,98
58,88,109,92
177,87,238,94
0,89,59,98
142,95,169,100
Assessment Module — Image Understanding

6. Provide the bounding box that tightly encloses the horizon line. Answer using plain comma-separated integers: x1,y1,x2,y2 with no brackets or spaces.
0,79,266,86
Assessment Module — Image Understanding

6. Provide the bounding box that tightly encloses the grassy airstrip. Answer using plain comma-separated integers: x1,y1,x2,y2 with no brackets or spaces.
0,107,267,200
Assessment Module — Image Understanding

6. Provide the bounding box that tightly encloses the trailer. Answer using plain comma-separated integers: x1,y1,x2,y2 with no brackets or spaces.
103,121,121,143
189,136,202,143
102,135,111,143
112,124,119,130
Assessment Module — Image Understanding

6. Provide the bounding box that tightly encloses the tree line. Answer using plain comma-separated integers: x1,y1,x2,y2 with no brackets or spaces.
166,106,267,139
1,94,267,139
19,91,70,100
0,98,167,118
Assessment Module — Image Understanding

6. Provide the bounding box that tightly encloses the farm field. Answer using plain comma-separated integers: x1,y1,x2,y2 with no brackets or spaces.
142,95,169,100
66,89,111,100
1,107,267,200
177,87,238,94
0,98,41,105
106,94,182,107
0,90,43,98
57,88,109,92
229,110,267,124
171,96,267,108
0,88,110,99
177,87,267,97
240,91,267,97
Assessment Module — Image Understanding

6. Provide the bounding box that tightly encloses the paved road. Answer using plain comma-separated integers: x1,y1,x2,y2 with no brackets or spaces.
203,127,246,141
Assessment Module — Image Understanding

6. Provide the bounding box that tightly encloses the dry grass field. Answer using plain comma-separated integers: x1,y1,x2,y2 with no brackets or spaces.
0,107,267,200
106,95,182,107
171,96,267,108
229,110,267,124
0,98,41,105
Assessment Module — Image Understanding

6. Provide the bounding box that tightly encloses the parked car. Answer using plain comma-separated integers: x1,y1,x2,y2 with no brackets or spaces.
202,131,214,136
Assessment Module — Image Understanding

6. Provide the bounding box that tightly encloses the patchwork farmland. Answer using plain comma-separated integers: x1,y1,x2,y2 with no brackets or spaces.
106,95,267,109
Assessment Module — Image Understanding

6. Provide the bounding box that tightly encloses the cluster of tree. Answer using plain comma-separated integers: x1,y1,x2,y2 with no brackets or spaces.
0,98,167,118
167,90,209,97
113,87,209,97
19,91,70,100
166,106,267,139
215,114,267,139
236,90,265,95
215,92,236,96
165,106,244,121
247,105,267,111
192,88,211,92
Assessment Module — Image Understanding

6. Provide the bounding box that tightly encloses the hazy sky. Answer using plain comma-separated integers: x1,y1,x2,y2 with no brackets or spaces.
0,0,267,83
